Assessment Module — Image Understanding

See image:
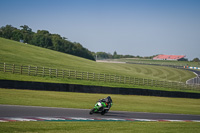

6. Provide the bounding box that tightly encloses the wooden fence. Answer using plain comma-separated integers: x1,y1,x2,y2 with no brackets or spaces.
0,62,200,91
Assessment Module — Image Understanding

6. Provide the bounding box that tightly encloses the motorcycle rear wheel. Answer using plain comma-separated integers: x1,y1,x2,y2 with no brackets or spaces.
101,110,106,115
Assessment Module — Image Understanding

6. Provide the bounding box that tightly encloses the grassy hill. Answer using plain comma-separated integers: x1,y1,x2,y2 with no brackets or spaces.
0,37,196,83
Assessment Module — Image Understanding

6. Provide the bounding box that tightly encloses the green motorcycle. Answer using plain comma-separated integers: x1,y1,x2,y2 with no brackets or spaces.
89,96,113,115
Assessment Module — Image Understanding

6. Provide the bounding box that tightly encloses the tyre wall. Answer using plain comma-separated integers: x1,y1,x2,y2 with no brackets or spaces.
0,80,200,98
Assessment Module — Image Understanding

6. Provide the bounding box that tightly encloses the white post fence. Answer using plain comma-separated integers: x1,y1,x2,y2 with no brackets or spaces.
0,62,200,91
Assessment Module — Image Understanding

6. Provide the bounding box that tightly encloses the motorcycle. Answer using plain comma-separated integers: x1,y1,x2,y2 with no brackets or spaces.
89,100,112,115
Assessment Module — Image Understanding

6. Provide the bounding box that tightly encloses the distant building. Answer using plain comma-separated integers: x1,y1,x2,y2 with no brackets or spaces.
19,40,24,43
153,54,186,61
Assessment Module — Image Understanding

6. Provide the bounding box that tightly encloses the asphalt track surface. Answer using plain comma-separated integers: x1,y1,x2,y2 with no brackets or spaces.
1,105,200,121
186,69,200,84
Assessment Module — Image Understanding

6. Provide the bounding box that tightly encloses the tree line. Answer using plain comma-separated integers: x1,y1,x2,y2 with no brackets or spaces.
0,25,95,61
95,51,155,60
1,25,199,62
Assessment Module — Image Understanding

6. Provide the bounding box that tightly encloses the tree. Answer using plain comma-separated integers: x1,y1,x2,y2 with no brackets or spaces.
192,58,200,62
73,42,95,60
20,25,32,32
0,25,15,39
20,25,33,43
11,28,23,41
32,30,52,48
96,52,110,59
51,34,62,51
113,51,120,59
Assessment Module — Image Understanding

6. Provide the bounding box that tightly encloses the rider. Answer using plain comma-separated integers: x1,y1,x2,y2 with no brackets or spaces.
99,96,112,108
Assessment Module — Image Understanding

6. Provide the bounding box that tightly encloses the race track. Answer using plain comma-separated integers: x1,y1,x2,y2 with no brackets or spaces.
1,105,200,122
186,69,200,84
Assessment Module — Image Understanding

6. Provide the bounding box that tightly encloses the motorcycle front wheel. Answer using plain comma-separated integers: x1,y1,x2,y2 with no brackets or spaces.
89,109,95,115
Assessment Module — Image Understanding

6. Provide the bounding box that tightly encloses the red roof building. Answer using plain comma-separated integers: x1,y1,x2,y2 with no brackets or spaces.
153,54,186,61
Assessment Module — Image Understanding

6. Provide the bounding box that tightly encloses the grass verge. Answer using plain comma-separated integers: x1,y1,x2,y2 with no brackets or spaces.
0,88,200,115
0,122,200,133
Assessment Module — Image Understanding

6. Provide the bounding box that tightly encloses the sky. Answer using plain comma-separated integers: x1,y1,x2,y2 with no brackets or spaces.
0,0,200,60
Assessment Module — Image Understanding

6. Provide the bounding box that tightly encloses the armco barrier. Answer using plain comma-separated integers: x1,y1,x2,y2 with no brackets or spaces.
0,80,200,99
189,67,200,70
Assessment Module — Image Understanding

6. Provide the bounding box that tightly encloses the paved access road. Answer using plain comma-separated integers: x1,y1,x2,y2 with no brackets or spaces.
0,105,200,121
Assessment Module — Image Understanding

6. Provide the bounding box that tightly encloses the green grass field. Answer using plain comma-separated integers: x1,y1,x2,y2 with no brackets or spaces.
1,122,200,133
1,88,200,115
0,37,196,83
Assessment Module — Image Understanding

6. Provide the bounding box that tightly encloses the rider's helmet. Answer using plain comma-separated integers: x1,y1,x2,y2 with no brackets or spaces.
106,96,111,102
106,99,109,102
